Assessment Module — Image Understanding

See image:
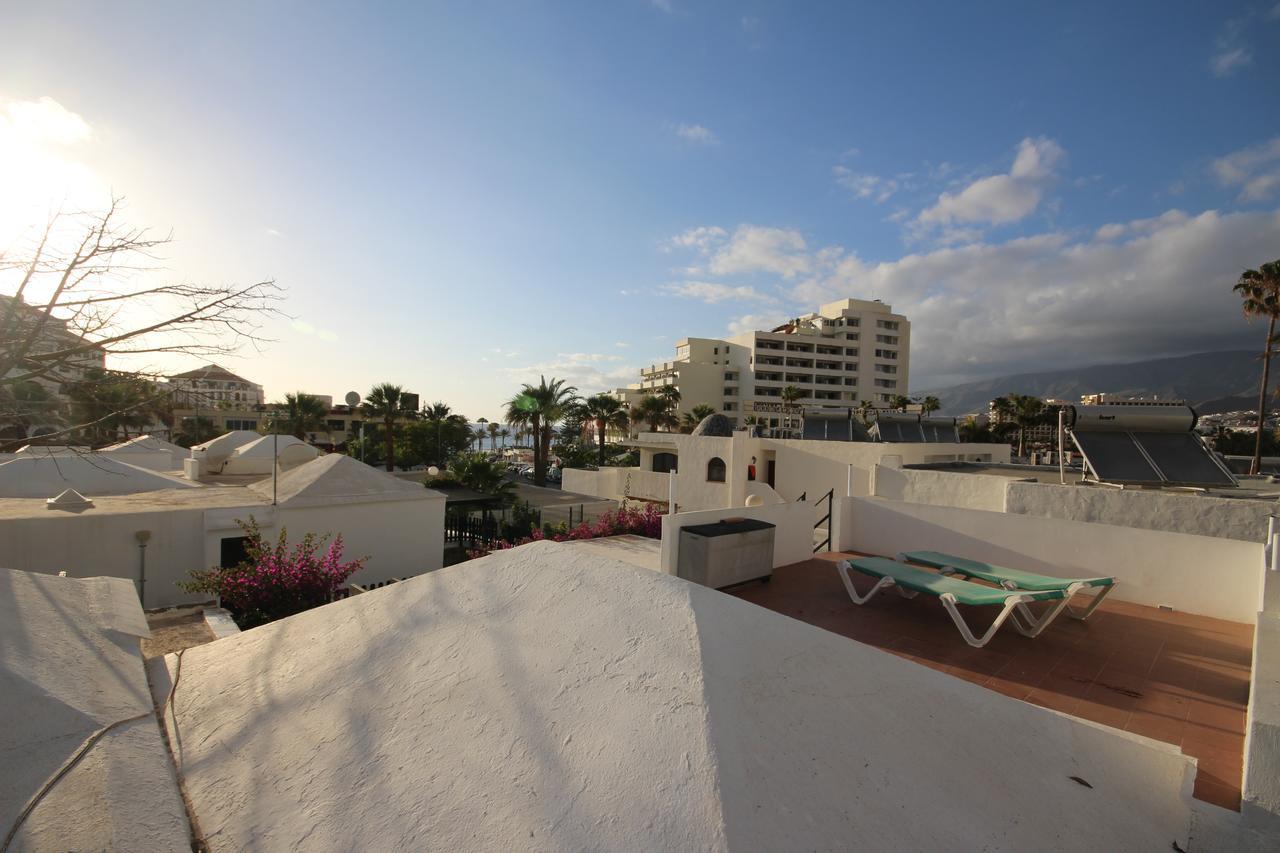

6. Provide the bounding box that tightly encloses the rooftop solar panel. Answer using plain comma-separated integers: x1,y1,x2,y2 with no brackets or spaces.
1131,432,1236,487
1070,431,1163,484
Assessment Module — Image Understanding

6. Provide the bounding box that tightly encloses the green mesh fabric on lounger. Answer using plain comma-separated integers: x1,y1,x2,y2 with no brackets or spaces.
899,550,1115,621
836,557,1064,649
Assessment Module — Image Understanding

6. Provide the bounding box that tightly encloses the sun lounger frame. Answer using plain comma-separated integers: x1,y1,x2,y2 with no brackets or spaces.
896,551,1115,622
836,558,1064,649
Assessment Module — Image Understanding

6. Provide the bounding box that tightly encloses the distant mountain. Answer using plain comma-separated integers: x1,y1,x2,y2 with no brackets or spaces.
922,351,1261,416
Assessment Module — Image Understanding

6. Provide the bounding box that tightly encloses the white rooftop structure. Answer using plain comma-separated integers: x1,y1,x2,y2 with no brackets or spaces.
152,541,1196,851
100,435,190,471
189,430,263,469
0,454,198,499
248,451,431,506
220,433,320,475
0,569,190,851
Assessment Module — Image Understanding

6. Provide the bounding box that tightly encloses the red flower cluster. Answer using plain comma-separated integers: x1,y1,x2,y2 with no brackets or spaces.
181,517,366,628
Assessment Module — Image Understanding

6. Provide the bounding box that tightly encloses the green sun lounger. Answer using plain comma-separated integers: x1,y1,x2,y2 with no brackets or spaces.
836,557,1066,648
898,551,1115,622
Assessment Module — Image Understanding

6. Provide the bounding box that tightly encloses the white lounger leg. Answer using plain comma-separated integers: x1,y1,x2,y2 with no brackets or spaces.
836,561,898,604
939,592,1030,649
1065,583,1113,620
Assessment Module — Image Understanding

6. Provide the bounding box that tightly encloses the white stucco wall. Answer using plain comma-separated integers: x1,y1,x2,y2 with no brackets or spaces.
0,491,446,609
872,465,1011,512
835,496,1263,623
0,504,213,608
1244,610,1280,830
659,501,815,575
1005,480,1277,544
202,497,446,586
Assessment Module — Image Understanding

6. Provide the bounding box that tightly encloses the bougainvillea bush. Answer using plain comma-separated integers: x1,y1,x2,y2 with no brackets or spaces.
181,517,366,628
469,502,665,559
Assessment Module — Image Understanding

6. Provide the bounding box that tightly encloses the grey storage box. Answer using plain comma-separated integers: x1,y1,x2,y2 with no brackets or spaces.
677,518,775,589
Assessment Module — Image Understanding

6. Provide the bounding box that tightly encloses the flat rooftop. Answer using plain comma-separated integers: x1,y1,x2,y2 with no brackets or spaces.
729,552,1252,812
908,461,1280,499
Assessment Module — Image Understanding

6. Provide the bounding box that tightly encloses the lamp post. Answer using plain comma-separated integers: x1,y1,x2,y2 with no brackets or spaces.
255,403,280,506
344,391,364,464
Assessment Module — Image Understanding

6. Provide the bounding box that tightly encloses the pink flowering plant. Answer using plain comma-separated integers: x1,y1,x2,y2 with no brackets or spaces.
181,517,366,628
469,502,665,559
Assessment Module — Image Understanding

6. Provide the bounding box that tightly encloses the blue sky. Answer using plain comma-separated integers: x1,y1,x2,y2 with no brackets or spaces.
2,1,1279,417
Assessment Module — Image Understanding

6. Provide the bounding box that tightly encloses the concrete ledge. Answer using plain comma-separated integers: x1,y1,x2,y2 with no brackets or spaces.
202,606,241,639
1243,612,1280,830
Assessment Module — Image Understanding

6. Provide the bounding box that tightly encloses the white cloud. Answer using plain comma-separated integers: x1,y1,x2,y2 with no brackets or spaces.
833,166,898,203
727,312,791,337
650,0,673,12
1209,14,1262,77
1212,137,1280,201
674,123,717,145
1210,47,1252,77
290,319,339,343
265,227,283,237
503,352,637,396
660,280,778,304
665,208,1280,387
614,341,630,348
665,225,727,252
701,225,811,279
0,96,106,245
915,137,1064,235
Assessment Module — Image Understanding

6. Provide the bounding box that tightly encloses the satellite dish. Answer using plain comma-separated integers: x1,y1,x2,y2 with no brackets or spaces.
344,391,361,407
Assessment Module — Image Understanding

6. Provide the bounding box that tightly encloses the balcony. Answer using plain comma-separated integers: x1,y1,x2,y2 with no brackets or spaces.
730,552,1252,811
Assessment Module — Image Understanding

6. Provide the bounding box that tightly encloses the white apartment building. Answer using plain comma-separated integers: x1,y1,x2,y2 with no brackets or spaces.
165,364,265,409
621,298,910,429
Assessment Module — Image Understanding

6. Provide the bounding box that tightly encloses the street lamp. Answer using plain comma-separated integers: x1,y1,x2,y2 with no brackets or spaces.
255,403,281,506
344,391,364,464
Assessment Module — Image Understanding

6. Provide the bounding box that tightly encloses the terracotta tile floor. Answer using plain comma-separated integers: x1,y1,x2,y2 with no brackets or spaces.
727,552,1254,811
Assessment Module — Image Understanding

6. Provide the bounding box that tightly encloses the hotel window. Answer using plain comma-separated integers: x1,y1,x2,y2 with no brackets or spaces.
706,457,726,483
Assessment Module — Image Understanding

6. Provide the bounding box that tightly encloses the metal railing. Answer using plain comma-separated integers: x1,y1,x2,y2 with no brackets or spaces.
813,488,834,553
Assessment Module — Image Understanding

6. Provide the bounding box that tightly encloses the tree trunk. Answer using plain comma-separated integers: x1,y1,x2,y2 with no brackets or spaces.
532,415,544,486
598,419,606,467
1251,316,1275,475
1018,425,1026,460
385,417,395,471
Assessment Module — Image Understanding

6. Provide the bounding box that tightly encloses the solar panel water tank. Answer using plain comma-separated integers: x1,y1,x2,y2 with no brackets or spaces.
1065,405,1236,488
801,411,871,442
920,417,960,443
869,412,924,443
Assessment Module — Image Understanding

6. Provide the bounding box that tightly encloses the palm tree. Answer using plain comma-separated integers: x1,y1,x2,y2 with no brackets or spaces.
633,394,673,433
656,384,681,410
857,399,875,424
780,385,805,436
486,421,501,451
280,392,329,440
506,375,578,487
360,383,409,471
0,380,60,444
473,424,487,451
1234,260,1280,475
919,395,941,416
680,403,718,433
581,393,629,466
994,393,1046,458
890,394,912,413
497,427,510,451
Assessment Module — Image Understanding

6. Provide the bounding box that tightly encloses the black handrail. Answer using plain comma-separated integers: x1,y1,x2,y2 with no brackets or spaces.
813,488,835,553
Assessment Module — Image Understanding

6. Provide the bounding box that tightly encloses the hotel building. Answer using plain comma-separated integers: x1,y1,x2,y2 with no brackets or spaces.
620,298,910,429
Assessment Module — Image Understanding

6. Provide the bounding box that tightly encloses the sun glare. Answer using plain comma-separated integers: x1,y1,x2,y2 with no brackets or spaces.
0,95,108,251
